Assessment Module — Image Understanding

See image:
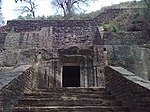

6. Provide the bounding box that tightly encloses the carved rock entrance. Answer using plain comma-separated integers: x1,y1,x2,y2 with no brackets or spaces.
59,47,94,87
62,65,80,87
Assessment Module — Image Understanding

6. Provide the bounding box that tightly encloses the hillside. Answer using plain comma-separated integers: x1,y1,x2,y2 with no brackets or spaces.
92,1,147,32
15,1,148,32
17,1,145,20
102,9,146,32
79,1,145,19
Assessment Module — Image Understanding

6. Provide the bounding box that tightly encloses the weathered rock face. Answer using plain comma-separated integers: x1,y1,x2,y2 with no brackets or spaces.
103,32,150,80
19,27,53,49
103,31,149,45
93,8,127,25
6,20,95,32
53,26,96,49
0,22,105,88
0,33,6,51
1,23,150,88
0,27,53,66
0,8,150,90
0,8,150,112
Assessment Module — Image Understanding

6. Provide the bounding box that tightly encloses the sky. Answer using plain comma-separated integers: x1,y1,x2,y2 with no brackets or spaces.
2,0,136,22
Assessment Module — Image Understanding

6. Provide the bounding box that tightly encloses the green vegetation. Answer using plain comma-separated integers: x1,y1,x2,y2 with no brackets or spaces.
102,24,117,32
105,9,145,32
17,14,64,20
109,1,145,8
101,1,147,32
16,1,146,20
142,0,150,17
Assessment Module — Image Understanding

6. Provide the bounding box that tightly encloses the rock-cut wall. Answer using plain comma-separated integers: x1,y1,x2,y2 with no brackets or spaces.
0,27,53,67
6,20,95,32
103,31,150,80
0,65,34,112
105,66,150,112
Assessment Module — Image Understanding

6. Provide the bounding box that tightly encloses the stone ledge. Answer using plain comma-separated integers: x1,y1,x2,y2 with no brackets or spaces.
109,66,150,90
0,65,32,90
105,66,150,112
0,65,33,112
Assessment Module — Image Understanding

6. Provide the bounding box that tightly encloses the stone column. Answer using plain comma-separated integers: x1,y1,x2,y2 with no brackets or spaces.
93,46,105,87
80,59,87,87
141,47,148,80
32,53,42,90
84,56,88,87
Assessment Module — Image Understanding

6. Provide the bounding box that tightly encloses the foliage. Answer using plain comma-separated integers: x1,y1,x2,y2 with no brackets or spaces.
15,0,25,2
15,0,146,24
112,9,146,31
71,1,146,20
15,0,150,32
142,0,150,17
17,14,33,20
46,15,63,20
0,0,4,26
111,26,117,32
99,1,147,32
102,24,117,32
109,1,145,8
17,14,64,20
37,15,46,20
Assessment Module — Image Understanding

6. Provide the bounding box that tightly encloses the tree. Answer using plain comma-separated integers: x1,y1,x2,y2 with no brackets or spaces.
15,0,25,2
0,0,5,26
143,0,150,16
15,0,38,18
51,0,96,19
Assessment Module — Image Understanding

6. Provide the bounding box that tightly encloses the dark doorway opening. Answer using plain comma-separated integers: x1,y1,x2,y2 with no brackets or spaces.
63,66,80,87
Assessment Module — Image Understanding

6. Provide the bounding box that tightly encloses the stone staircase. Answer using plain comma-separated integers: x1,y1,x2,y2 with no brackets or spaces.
12,88,129,112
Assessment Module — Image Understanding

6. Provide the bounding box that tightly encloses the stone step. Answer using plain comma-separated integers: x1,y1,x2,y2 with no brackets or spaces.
32,87,108,94
13,106,129,112
16,98,121,107
12,88,129,112
25,91,110,95
23,93,113,99
23,94,114,98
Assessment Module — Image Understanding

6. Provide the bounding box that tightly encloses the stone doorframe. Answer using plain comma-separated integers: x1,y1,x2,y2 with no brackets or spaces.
58,47,94,87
